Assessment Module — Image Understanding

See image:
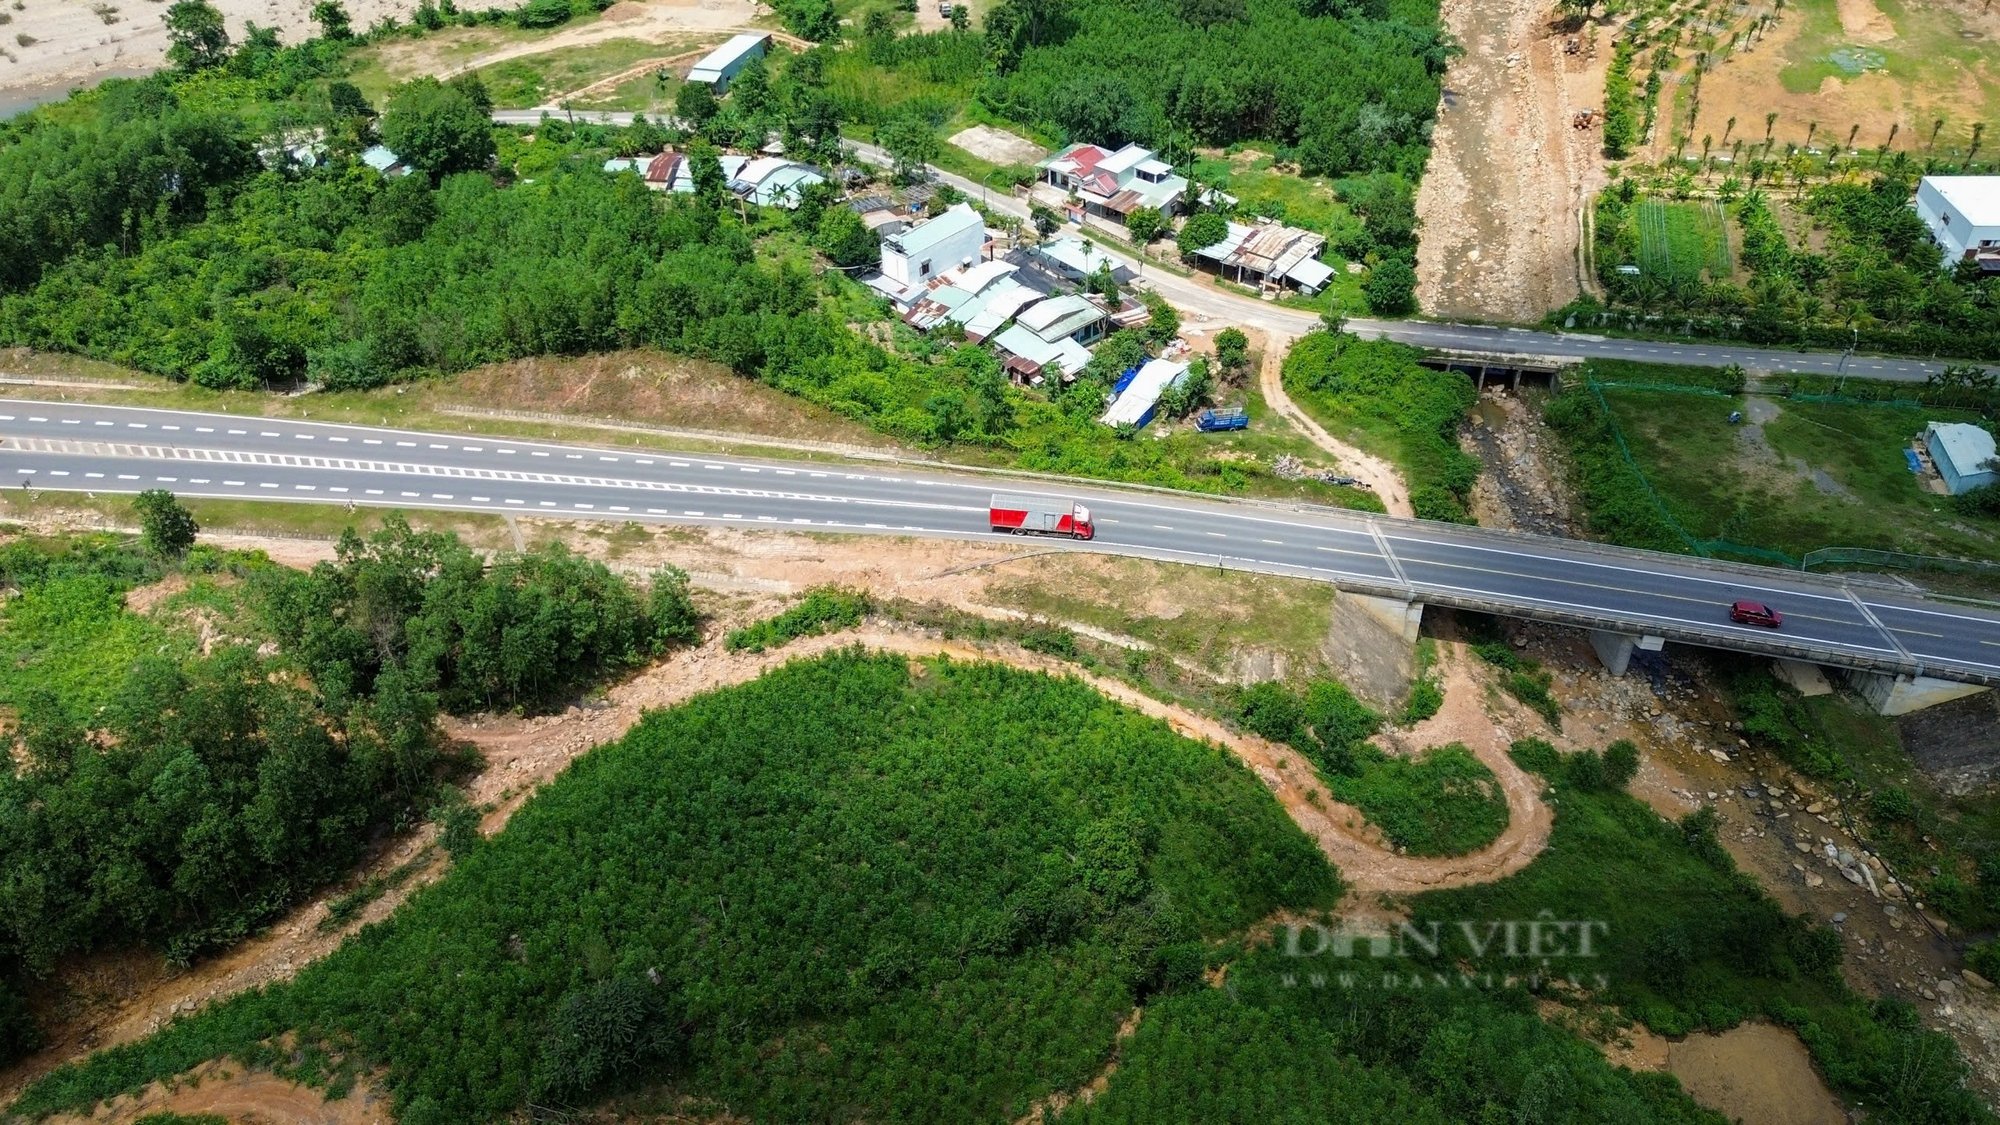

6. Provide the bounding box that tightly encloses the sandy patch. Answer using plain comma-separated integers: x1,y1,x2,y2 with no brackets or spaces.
1668,1023,1847,1125
47,1058,389,1124
0,0,520,96
1415,0,1609,322
949,124,1047,167
1836,0,1898,42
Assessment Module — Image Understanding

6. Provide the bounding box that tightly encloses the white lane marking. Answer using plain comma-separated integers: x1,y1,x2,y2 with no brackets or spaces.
432,493,453,500
574,503,593,510
429,443,448,450
1206,531,1227,538
566,454,582,460
598,456,618,462
471,495,490,503
228,429,246,435
505,498,524,505
329,436,347,443
197,427,213,433
401,491,419,497
260,431,279,437
365,489,383,495
738,467,760,473
118,474,139,480
85,472,103,478
540,501,556,507
684,510,704,516
610,505,629,512
126,422,145,428
191,479,209,485
295,485,315,491
1385,531,1856,607
1261,538,1284,545
463,446,482,452
532,451,549,457
364,439,382,445
670,461,689,468
636,459,653,466
155,476,176,482
295,434,314,440
225,480,245,486
260,482,278,489
0,415,12,421
48,470,67,476
59,418,77,425
329,487,347,493
497,448,517,455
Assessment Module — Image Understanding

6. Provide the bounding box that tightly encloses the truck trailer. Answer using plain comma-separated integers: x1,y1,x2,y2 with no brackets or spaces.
989,493,1094,540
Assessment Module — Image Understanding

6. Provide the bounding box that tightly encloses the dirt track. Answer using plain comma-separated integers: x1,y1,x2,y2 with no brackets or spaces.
1256,336,1414,517
1415,0,1609,321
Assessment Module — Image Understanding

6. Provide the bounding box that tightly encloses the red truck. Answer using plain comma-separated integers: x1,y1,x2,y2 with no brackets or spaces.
989,492,1094,540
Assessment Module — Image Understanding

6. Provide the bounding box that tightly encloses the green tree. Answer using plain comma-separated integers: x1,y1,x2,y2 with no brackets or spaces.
879,112,940,182
1362,256,1418,315
133,490,198,558
1029,202,1061,242
729,55,772,119
164,0,230,71
380,77,495,181
1213,326,1249,375
687,137,727,201
310,0,353,39
1176,212,1227,259
1124,205,1166,247
814,205,880,268
675,80,720,133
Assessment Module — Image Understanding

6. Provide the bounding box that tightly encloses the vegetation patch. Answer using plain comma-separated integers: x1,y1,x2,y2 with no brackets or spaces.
1470,642,1561,729
1327,743,1508,857
724,585,872,652
1280,330,1480,522
13,652,1340,1122
1422,739,1989,1123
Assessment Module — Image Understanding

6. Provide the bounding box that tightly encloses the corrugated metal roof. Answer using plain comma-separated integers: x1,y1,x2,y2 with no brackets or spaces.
1929,422,1998,474
1015,294,1104,341
883,203,984,259
1100,358,1190,428
690,32,769,80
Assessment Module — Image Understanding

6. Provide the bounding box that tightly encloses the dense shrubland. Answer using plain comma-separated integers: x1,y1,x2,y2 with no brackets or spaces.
1280,329,1480,522
1232,676,1508,855
0,521,699,1066
12,652,1341,1121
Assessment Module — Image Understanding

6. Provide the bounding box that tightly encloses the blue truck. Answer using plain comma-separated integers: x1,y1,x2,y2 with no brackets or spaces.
1195,407,1249,432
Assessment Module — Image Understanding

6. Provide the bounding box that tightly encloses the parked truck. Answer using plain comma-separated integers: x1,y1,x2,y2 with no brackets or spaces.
1195,406,1249,432
989,493,1095,540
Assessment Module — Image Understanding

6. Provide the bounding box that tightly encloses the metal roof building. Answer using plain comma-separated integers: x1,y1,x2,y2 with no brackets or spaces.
688,33,770,92
1099,358,1192,429
1926,421,1999,495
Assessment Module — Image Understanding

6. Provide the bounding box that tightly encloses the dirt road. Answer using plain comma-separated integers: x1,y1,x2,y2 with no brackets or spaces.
1415,0,1609,321
1256,336,1414,517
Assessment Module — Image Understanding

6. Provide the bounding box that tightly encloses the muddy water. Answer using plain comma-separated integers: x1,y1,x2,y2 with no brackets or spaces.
1667,1023,1848,1125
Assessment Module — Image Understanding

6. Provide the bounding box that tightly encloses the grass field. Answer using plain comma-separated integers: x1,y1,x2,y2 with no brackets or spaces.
1635,199,1733,283
472,37,707,109
1596,386,2000,563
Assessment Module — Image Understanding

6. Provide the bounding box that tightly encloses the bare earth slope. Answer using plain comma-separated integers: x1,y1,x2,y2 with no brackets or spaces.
1416,0,1608,322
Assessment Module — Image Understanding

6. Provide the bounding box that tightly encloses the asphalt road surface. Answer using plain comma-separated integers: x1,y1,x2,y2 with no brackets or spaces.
5,401,1997,684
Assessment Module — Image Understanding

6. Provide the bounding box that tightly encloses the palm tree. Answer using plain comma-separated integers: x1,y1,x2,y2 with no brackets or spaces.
1846,123,1861,152
1764,111,1778,141
1723,115,1737,143
1930,117,1945,152
1971,122,1987,165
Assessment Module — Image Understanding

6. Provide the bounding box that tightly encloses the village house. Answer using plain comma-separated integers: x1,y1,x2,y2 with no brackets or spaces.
990,294,1111,382
1186,219,1335,294
869,203,990,305
1037,143,1190,221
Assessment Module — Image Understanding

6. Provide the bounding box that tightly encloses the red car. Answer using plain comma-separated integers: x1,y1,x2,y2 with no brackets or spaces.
1729,600,1783,628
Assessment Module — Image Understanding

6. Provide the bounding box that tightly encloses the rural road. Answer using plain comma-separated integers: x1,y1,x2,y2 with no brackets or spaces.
491,109,1969,383
5,400,1996,684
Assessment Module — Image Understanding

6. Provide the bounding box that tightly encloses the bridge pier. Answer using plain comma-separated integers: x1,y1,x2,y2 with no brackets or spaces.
1839,669,1990,716
1347,593,1424,644
1589,630,1665,676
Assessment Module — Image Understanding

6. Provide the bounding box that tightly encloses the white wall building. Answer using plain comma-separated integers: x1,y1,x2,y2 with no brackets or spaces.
1914,176,2000,271
878,203,988,291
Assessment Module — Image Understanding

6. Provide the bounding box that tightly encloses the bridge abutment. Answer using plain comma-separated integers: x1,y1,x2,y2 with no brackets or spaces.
1839,669,1991,716
1346,593,1424,644
1589,630,1665,676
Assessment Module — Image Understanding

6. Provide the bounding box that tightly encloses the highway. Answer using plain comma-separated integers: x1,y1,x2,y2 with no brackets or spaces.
5,401,1998,685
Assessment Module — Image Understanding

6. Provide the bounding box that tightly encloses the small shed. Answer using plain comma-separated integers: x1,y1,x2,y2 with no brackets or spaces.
1925,422,1999,494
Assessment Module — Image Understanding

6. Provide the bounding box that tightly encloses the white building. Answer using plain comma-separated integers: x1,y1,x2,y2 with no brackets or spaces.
878,204,988,292
688,33,770,92
1926,421,1998,495
990,294,1109,381
728,157,825,209
1914,176,2000,271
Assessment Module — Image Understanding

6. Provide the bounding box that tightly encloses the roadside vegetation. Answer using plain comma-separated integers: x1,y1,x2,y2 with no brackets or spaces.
1280,328,1480,522
11,651,1341,1122
0,511,700,1067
